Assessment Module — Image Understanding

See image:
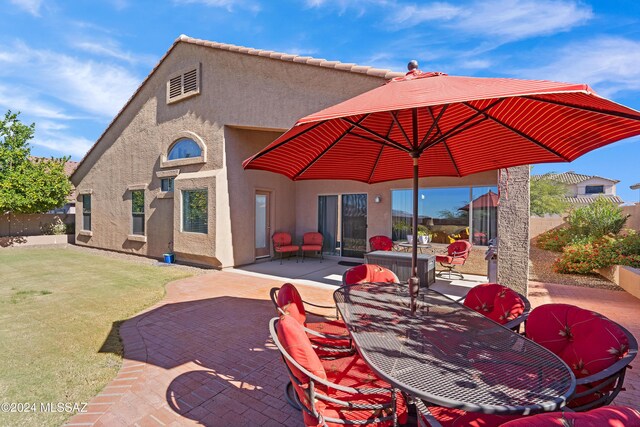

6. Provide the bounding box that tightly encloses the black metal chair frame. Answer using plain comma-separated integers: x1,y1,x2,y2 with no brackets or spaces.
525,317,637,412
270,317,402,426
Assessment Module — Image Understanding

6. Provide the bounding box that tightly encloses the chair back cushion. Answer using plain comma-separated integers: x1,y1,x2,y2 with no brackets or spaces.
272,232,292,246
500,406,640,426
276,283,306,324
276,315,327,385
463,283,525,325
526,304,630,380
369,235,393,251
344,264,399,285
448,240,472,258
303,232,323,246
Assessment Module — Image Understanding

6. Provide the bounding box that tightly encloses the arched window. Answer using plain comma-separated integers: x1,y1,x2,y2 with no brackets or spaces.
167,139,202,160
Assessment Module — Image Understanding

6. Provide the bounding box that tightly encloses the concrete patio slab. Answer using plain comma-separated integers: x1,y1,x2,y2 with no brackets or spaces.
65,271,639,427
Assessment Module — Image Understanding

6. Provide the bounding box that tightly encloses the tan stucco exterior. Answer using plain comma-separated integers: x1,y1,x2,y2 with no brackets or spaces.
71,37,524,278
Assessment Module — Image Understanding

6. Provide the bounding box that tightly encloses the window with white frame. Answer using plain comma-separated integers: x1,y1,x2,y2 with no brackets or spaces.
167,139,202,160
82,194,91,231
161,177,174,192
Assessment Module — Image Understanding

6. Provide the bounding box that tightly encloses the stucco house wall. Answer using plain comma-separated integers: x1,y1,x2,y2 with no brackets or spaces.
71,36,529,290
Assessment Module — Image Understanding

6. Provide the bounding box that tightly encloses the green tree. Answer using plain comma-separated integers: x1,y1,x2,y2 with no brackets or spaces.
530,176,568,216
0,111,72,214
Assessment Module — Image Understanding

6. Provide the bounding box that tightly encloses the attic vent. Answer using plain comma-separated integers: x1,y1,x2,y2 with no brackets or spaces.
167,64,200,104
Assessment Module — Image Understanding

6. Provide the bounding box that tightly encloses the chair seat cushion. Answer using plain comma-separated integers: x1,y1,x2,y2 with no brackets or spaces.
463,283,525,325
302,244,322,251
275,245,299,253
306,319,351,351
436,255,466,265
424,406,521,427
302,354,408,427
500,406,640,426
343,264,399,285
525,304,630,408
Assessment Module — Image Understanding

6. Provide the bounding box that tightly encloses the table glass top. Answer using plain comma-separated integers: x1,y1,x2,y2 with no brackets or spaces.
334,282,575,414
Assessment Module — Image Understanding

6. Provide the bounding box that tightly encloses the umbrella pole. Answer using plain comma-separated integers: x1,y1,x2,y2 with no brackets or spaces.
410,155,420,315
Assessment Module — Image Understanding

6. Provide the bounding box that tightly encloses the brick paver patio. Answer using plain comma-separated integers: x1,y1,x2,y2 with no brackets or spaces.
65,272,640,426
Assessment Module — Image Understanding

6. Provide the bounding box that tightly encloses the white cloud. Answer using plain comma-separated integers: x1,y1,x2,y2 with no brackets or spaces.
9,0,43,16
386,0,592,41
515,37,640,98
0,42,141,119
0,84,75,120
32,133,93,158
457,59,492,70
71,39,157,66
173,0,261,12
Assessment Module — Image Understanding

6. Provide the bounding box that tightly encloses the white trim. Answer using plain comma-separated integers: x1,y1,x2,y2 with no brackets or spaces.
78,189,93,195
78,230,93,237
127,234,147,243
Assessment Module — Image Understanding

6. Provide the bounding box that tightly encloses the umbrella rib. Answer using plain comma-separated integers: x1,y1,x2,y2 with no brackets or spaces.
341,118,411,153
244,120,327,164
418,105,448,151
367,117,396,184
390,111,412,147
463,102,571,162
292,115,368,179
420,99,504,151
427,107,462,177
524,95,640,121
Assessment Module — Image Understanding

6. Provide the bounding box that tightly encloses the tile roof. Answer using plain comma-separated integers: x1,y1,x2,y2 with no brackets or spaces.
532,171,619,184
71,36,405,182
565,195,623,205
178,35,406,79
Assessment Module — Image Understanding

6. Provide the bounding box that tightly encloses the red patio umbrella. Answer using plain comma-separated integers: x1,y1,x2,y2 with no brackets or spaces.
243,63,640,312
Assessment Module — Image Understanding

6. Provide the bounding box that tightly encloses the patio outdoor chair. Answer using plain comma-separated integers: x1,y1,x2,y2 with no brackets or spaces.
272,231,300,265
369,235,394,251
271,315,409,427
524,303,638,411
417,401,640,427
500,405,640,426
270,283,352,356
435,240,472,279
342,264,399,286
301,232,324,262
460,283,530,332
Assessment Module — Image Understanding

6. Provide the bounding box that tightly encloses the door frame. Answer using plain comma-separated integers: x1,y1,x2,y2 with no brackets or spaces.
255,189,272,259
317,192,368,258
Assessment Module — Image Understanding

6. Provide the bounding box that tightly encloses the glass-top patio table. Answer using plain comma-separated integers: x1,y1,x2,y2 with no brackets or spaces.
333,282,576,415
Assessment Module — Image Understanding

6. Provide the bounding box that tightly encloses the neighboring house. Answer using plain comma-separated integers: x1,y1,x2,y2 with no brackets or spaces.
534,171,623,207
70,35,528,271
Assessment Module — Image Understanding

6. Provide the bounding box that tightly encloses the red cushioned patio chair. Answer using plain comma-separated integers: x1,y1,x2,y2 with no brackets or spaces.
417,402,640,427
272,231,300,265
342,264,400,286
435,240,472,279
369,235,394,251
271,315,408,426
270,283,352,357
301,232,324,263
525,304,637,411
461,283,530,332
501,405,640,426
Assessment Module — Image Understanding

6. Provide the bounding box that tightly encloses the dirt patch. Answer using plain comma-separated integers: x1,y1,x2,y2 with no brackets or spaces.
529,240,623,291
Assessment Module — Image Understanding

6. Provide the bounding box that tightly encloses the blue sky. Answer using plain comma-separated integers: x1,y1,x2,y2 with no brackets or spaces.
1,0,639,201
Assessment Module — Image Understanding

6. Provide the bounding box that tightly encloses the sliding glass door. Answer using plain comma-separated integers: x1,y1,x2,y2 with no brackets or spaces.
318,194,367,258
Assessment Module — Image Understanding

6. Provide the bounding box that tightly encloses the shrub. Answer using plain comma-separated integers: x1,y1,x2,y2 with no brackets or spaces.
41,217,67,235
537,227,572,252
554,233,640,274
566,197,629,239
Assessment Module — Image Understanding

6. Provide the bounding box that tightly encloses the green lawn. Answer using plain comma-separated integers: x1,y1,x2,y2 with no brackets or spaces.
0,247,194,427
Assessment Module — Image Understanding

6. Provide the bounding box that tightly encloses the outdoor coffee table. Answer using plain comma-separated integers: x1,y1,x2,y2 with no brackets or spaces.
397,241,431,254
333,282,576,415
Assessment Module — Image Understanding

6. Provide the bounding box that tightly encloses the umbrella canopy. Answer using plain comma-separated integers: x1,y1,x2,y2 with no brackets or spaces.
243,67,640,312
244,70,640,182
